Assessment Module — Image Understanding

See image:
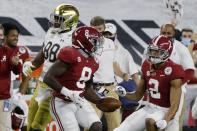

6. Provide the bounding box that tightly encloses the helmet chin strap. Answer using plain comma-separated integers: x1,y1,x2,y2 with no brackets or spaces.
78,49,90,58
76,40,93,57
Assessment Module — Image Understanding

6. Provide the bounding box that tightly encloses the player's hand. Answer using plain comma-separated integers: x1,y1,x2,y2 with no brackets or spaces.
22,61,35,77
114,86,127,97
11,52,20,65
156,120,167,130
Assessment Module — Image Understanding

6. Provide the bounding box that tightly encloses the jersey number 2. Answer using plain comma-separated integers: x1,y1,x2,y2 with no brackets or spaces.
148,79,161,99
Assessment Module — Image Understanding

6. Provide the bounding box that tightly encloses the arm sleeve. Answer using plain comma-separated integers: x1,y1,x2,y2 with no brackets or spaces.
188,75,197,84
182,69,195,84
171,65,185,81
141,61,147,79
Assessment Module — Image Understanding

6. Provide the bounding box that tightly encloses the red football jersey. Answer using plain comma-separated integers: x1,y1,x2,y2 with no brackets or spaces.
0,46,22,99
53,46,99,98
141,60,185,108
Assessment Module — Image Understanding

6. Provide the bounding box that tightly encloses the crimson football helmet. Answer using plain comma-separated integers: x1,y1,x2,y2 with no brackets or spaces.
72,26,104,56
146,35,173,64
11,106,26,130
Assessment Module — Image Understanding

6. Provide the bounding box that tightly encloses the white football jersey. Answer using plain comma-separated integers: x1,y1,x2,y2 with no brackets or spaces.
93,38,116,83
114,42,139,83
39,28,73,80
170,40,195,70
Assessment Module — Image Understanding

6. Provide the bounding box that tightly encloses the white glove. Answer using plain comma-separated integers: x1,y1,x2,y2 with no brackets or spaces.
22,61,35,76
71,91,85,107
114,86,127,97
156,120,167,130
13,92,22,101
61,87,84,107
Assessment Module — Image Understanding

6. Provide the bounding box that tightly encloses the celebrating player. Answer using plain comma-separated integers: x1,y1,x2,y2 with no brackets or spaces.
114,35,184,131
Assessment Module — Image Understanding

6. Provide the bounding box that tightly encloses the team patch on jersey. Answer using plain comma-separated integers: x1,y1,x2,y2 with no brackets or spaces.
77,57,81,62
164,67,172,75
19,47,26,54
146,71,150,76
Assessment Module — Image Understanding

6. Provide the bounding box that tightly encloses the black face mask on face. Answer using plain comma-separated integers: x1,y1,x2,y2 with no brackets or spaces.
102,31,116,42
107,37,115,41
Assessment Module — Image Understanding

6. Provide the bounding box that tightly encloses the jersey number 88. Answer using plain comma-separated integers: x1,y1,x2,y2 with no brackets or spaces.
43,42,60,62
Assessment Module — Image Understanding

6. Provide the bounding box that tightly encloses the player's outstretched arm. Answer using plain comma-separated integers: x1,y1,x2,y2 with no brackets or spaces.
32,48,45,69
125,78,146,101
19,74,31,94
43,59,68,92
22,48,45,77
163,79,182,123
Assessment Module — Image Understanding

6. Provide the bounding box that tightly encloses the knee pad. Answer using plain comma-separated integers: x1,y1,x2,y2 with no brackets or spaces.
89,122,102,131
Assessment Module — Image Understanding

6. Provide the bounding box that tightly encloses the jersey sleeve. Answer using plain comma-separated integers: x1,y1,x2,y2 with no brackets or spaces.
18,46,30,62
171,64,185,81
141,60,148,79
58,47,75,64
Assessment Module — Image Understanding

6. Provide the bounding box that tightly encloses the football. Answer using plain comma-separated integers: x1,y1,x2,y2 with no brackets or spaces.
96,97,122,112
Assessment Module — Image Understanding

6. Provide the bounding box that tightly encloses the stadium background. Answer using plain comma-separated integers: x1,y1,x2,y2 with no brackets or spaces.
0,0,197,130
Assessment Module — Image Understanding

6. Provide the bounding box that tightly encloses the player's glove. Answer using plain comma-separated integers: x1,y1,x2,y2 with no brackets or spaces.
114,86,127,97
156,120,167,130
22,61,35,77
61,87,85,107
13,92,23,101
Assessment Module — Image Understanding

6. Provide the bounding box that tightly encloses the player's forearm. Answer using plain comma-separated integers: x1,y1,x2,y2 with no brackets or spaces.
125,91,142,101
113,62,127,79
32,50,45,69
125,79,145,101
164,85,182,123
84,87,101,104
19,75,31,94
164,103,180,123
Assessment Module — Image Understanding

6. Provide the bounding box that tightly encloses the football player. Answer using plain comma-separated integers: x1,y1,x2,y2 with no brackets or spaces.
3,23,30,93
141,24,195,131
0,24,23,131
43,26,103,131
2,23,29,130
22,4,79,131
114,35,185,131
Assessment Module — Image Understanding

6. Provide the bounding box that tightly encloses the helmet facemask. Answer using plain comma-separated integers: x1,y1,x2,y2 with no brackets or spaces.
89,36,104,56
147,45,170,64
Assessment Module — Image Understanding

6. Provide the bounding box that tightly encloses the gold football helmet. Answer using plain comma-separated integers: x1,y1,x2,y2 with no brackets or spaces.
50,4,79,31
